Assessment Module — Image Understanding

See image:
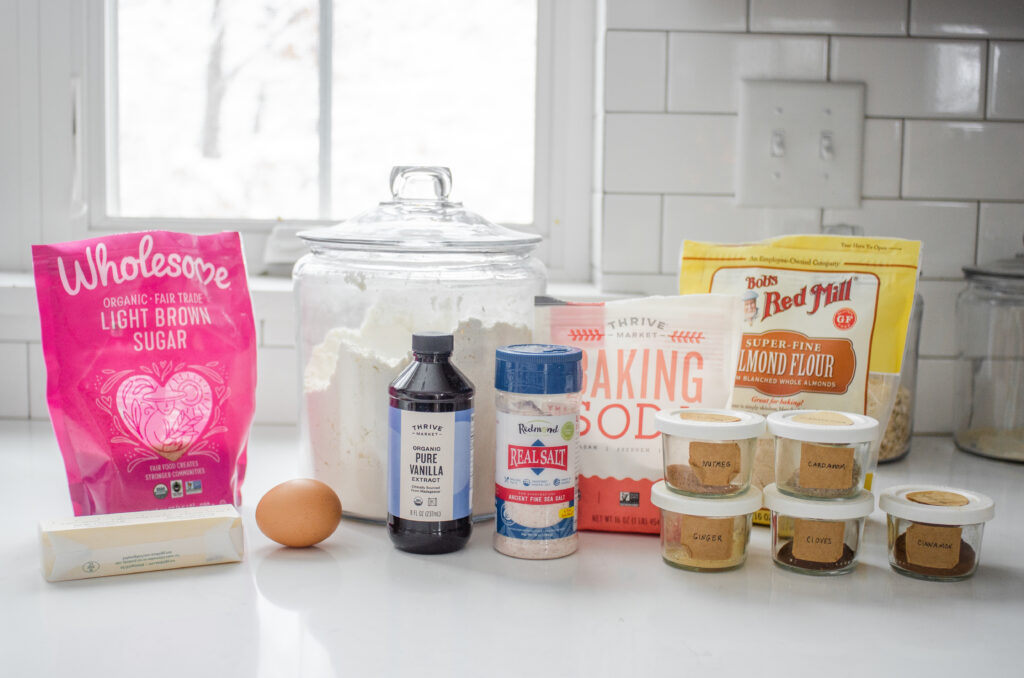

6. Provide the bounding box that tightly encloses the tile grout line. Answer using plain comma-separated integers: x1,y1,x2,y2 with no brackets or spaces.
897,118,907,198
663,31,669,113
974,202,981,265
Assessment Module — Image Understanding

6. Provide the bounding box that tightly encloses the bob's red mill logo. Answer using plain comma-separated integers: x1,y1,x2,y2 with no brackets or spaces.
746,275,854,321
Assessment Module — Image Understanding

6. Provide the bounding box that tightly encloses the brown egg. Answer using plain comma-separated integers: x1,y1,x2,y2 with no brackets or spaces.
255,479,343,548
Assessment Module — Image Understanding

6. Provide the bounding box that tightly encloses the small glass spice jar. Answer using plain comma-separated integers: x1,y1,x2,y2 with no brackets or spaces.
879,485,995,582
655,409,765,497
650,481,762,572
764,483,874,576
767,410,878,500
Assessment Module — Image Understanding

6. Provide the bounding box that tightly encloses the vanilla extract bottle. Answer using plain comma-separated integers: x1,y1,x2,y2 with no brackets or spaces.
387,332,474,554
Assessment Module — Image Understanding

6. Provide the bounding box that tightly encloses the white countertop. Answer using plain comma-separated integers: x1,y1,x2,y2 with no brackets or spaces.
3,421,1022,677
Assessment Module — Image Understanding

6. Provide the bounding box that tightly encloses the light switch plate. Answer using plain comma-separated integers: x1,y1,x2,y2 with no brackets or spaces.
736,80,864,208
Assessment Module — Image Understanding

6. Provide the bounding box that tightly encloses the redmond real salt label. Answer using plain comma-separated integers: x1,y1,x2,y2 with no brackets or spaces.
388,408,472,522
495,412,577,541
799,444,855,489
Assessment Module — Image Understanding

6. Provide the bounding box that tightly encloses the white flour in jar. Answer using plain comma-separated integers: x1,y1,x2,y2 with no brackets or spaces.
303,301,529,521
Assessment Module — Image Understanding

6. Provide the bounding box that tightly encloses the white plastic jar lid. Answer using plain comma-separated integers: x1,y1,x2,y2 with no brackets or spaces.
879,485,995,525
655,408,765,440
766,410,878,444
763,483,875,520
651,480,763,517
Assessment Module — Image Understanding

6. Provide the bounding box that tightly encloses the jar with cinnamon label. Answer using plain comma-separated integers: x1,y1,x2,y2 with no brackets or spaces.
879,485,995,582
767,410,878,500
650,481,762,572
764,483,874,576
655,409,765,497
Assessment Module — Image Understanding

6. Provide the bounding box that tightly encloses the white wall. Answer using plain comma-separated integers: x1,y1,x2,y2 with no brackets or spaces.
599,0,1024,433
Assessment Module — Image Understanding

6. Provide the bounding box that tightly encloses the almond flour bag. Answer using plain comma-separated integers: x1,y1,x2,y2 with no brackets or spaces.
534,295,743,534
679,235,920,522
33,231,256,516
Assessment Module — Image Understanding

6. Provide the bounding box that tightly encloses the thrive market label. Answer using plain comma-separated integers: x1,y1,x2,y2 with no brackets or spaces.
792,519,845,562
799,443,855,489
906,523,962,570
707,267,878,416
680,515,733,560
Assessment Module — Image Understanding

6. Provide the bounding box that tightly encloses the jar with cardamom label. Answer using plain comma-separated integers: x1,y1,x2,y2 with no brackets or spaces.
655,409,765,497
650,481,762,572
764,483,873,576
767,410,878,500
879,485,995,582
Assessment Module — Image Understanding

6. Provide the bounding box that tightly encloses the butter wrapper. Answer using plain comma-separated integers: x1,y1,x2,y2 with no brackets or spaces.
39,505,244,582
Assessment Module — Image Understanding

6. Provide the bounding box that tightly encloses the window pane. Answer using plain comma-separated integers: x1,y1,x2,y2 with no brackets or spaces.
331,1,536,224
116,0,320,219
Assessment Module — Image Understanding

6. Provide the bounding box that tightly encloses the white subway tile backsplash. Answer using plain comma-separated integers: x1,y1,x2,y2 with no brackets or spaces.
255,346,298,425
604,114,735,194
862,119,903,198
603,195,662,273
667,33,827,113
830,37,985,118
823,199,976,278
0,342,29,418
662,196,820,273
917,280,963,357
910,0,1024,39
902,121,1024,200
913,358,956,433
978,203,1024,266
750,0,908,35
600,273,677,296
988,42,1024,121
606,0,747,32
605,32,667,112
28,342,46,420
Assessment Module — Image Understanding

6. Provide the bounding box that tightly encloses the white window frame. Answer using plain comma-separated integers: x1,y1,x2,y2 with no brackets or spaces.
74,0,596,281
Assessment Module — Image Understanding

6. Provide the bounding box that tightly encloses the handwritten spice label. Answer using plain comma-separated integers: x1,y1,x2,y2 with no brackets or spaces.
906,523,962,570
688,442,741,485
907,491,969,507
792,519,845,563
799,443,854,489
680,515,733,560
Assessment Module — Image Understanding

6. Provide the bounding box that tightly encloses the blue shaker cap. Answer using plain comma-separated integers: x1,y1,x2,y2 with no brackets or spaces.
494,344,583,395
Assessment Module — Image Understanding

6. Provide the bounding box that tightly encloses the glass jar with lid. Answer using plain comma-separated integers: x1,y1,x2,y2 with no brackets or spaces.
294,166,546,522
954,247,1024,462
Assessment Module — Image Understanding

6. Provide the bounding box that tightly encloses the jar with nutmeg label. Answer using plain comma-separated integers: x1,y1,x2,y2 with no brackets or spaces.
655,409,765,498
879,485,995,582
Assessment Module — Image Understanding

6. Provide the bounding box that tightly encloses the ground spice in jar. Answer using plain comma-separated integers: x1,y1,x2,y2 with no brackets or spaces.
785,459,863,498
775,541,856,571
892,532,976,578
665,464,740,496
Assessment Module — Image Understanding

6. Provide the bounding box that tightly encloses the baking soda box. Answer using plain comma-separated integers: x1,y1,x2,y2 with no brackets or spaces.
534,295,743,534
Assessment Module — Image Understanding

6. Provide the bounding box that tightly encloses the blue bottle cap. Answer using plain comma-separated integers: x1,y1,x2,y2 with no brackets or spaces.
494,344,583,395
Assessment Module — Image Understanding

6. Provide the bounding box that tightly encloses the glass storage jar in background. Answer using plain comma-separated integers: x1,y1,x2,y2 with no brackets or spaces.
878,292,922,463
650,481,762,572
767,410,878,499
954,248,1024,462
655,409,765,497
764,483,874,576
879,485,995,582
294,167,546,522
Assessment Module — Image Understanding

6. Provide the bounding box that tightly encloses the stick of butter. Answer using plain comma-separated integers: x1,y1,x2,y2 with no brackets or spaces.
39,505,244,582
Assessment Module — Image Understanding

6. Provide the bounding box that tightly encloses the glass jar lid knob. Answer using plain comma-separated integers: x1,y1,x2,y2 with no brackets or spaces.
390,166,453,202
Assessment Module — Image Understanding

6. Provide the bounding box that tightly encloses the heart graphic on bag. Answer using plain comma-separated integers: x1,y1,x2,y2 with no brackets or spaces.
116,371,214,461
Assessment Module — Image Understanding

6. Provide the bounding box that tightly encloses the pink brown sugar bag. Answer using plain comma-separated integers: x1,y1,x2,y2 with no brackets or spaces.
32,231,257,516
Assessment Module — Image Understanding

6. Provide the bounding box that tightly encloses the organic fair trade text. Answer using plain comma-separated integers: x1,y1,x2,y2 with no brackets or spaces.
99,291,213,352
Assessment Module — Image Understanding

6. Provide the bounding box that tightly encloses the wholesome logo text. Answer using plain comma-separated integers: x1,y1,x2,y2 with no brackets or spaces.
57,235,231,296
